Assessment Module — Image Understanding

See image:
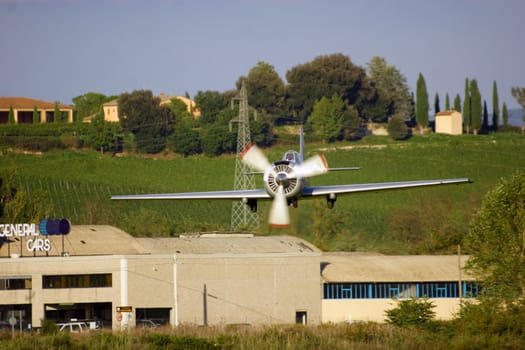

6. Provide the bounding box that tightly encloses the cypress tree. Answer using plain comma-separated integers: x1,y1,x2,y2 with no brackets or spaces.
434,93,440,114
54,102,61,123
482,100,489,133
416,73,429,133
463,78,471,133
8,106,15,124
470,79,482,134
454,94,461,112
445,93,450,111
33,105,39,124
502,102,508,126
492,80,499,131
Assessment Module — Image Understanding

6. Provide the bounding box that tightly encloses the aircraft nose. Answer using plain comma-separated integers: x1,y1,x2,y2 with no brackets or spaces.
275,172,290,187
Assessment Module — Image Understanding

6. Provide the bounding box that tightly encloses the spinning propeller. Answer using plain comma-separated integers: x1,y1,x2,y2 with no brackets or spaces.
240,143,328,228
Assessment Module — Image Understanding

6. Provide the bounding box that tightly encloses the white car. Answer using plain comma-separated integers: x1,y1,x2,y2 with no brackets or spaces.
57,321,89,333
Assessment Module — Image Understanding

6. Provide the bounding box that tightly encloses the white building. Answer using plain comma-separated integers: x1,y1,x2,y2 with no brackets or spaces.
0,225,477,330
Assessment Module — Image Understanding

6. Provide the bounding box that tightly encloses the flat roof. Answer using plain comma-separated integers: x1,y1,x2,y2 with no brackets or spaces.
321,252,474,282
0,226,320,258
0,225,145,258
136,233,320,255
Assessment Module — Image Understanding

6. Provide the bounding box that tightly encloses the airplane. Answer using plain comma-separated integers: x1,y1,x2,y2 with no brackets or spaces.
112,128,470,228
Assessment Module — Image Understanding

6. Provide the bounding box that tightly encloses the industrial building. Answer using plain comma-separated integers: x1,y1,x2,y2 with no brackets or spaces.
0,225,476,330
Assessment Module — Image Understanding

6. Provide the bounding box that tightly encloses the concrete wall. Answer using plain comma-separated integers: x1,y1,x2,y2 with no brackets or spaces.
0,252,322,328
176,253,321,325
0,255,120,327
322,298,463,323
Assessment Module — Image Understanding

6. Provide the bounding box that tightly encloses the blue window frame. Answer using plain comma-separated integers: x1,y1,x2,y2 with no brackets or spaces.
323,281,480,299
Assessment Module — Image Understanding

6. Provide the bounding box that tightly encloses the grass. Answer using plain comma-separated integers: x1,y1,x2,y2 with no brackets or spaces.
0,322,523,350
1,132,524,252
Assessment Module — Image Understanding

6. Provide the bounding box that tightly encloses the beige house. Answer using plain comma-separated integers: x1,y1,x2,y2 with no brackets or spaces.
0,225,478,330
102,99,120,122
435,110,463,135
159,93,201,118
100,94,200,123
0,97,73,124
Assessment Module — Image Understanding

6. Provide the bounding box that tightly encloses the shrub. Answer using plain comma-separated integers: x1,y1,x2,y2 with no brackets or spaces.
385,298,436,327
387,114,409,140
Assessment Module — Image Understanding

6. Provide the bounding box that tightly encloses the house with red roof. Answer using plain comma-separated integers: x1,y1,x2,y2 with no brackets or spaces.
0,97,73,124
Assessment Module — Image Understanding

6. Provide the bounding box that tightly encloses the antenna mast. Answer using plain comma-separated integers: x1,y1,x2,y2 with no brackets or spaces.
229,81,259,231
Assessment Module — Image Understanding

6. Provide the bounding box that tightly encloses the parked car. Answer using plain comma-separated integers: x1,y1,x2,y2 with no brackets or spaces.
136,319,159,328
56,321,89,333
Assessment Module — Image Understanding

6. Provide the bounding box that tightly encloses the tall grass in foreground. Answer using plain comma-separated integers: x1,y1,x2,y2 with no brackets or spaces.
0,322,523,349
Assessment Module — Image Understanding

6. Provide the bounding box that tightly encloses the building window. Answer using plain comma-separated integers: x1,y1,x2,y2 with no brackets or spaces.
0,277,31,290
295,311,307,325
323,281,480,299
42,274,112,289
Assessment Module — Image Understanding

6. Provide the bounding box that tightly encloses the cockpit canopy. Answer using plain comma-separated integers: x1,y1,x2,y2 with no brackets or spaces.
282,151,302,164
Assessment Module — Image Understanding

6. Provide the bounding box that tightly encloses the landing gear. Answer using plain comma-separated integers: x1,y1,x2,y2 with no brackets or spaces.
290,198,298,208
326,194,336,209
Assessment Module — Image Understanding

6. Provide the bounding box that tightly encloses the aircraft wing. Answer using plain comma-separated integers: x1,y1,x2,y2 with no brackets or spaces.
111,189,271,201
301,178,471,197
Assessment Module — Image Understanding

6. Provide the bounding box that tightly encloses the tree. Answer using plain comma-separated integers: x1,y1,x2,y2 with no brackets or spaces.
250,116,275,147
366,56,412,118
240,61,285,117
88,114,122,154
54,102,61,122
0,173,51,222
385,298,436,327
465,172,525,302
285,53,366,121
168,98,192,124
72,92,115,122
118,90,174,153
463,78,471,133
445,93,450,111
434,93,440,114
33,105,39,124
387,113,409,140
8,106,15,124
454,94,461,112
482,100,489,133
199,123,235,156
511,87,525,108
511,87,525,124
502,102,509,126
171,121,201,156
194,90,229,125
415,73,429,133
492,81,499,131
307,94,344,142
341,104,363,140
470,79,482,134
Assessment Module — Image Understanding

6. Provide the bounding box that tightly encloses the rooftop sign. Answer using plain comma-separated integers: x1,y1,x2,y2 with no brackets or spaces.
0,219,71,253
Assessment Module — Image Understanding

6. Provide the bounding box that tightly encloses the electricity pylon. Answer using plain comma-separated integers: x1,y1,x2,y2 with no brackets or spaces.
229,81,259,231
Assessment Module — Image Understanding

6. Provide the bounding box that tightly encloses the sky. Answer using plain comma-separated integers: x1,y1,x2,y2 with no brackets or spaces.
1,0,524,111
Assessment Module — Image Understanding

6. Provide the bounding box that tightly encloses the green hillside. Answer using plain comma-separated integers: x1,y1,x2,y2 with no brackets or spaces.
2,132,524,253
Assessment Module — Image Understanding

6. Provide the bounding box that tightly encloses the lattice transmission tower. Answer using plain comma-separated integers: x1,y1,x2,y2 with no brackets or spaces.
229,81,259,231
